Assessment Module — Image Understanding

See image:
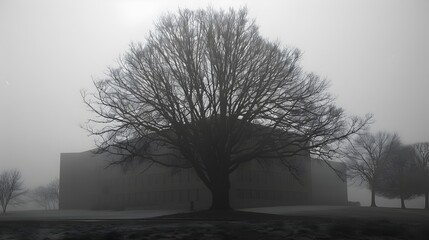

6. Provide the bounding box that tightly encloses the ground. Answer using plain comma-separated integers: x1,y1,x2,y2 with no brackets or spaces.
1,206,429,239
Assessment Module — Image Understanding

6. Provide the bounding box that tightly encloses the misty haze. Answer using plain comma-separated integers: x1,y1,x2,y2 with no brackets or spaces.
1,0,429,239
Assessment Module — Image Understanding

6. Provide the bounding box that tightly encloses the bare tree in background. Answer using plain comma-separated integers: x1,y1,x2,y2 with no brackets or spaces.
31,178,59,210
376,145,420,209
0,169,26,214
47,178,59,204
343,132,400,207
413,142,429,209
83,8,371,210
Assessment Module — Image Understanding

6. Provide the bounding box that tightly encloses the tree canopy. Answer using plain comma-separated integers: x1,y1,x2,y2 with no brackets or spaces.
0,169,25,213
343,131,399,207
412,142,429,209
84,7,370,209
376,145,420,209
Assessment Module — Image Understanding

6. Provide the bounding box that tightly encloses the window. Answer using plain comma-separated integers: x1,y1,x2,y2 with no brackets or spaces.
179,173,183,184
244,189,251,199
252,190,260,200
143,175,147,185
178,190,183,202
269,191,275,200
275,191,281,201
237,189,243,199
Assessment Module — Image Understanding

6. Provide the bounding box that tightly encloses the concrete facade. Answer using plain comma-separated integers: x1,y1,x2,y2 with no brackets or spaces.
59,150,348,210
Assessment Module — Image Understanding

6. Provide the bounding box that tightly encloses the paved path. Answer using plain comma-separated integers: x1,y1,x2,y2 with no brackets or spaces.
243,205,349,215
0,209,184,221
1,205,429,224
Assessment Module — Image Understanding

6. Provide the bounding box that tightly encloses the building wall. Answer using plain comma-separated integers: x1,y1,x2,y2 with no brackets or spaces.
60,151,211,210
229,157,311,208
59,151,346,210
309,159,348,205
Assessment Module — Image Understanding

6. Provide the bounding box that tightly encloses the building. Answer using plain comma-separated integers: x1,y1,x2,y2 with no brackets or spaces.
59,149,347,210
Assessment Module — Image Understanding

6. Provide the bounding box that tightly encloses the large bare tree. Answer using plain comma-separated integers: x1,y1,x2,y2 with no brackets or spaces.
413,142,429,209
343,132,400,207
0,169,26,214
83,8,370,209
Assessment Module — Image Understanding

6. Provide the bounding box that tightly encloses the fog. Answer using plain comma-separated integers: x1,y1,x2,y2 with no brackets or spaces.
1,0,428,209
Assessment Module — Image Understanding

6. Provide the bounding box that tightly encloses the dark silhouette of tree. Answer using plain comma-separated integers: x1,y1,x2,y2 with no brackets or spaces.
0,169,26,214
376,145,420,209
413,142,429,209
31,178,59,210
343,132,399,207
83,8,371,210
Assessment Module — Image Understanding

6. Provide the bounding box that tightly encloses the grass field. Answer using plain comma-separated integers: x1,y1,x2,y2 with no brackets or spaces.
1,206,429,239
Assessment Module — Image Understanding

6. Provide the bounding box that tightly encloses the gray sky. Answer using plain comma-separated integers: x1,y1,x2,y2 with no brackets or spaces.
1,0,428,208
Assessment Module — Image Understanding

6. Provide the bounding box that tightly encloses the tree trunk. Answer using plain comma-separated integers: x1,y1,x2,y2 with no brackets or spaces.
400,194,406,209
370,186,377,207
425,192,428,210
209,168,231,210
210,185,231,210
